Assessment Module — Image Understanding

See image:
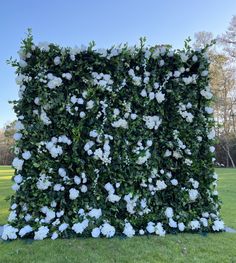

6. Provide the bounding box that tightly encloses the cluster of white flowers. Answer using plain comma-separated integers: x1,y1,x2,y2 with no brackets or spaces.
72,219,89,234
143,115,162,130
40,109,52,125
47,73,63,89
146,222,166,236
36,173,52,190
100,222,116,237
207,129,216,140
200,86,213,99
188,189,199,201
182,74,197,85
44,135,71,158
212,220,224,231
136,149,151,165
104,182,121,203
12,157,24,171
62,72,72,80
92,72,114,92
41,206,56,223
69,188,79,200
128,69,142,86
111,118,128,129
178,103,194,122
2,225,19,240
124,194,139,214
88,208,102,219
123,222,135,237
34,226,49,240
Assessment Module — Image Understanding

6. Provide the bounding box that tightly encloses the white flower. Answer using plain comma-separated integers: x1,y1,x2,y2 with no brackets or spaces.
62,73,72,80
89,130,98,138
19,225,33,237
86,100,94,109
34,226,49,240
178,222,185,231
207,129,216,140
140,89,147,97
15,121,25,131
192,55,198,62
155,222,166,236
205,107,213,114
8,210,17,222
13,132,22,141
54,56,61,65
149,92,155,100
104,182,115,193
37,174,52,190
101,223,115,237
164,149,172,157
146,222,155,233
111,119,128,129
22,151,31,160
123,222,135,237
107,193,121,203
69,188,79,200
170,179,178,186
14,174,23,184
51,232,59,240
212,220,224,231
156,180,167,190
88,208,102,219
91,227,101,238
58,223,69,232
74,176,81,185
40,109,52,125
200,86,213,99
12,157,24,171
169,218,177,228
47,76,62,89
146,140,153,147
130,113,137,120
165,207,173,218
209,146,215,153
155,92,165,103
174,71,181,78
72,219,89,234
200,218,208,227
143,116,162,130
136,150,151,165
19,59,27,68
1,225,18,240
81,185,88,193
201,70,208,76
189,189,198,201
190,220,200,230
12,183,20,191
139,229,145,235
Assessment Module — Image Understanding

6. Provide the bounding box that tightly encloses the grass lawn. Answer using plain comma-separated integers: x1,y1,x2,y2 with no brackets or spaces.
0,166,235,263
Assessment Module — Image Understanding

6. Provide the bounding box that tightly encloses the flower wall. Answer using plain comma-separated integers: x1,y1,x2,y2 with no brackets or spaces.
2,34,224,240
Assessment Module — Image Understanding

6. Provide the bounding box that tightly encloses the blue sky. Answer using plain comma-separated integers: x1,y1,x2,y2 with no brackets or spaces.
1,0,236,128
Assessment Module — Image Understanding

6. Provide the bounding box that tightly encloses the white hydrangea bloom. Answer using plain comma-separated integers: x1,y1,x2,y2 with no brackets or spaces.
143,116,162,130
101,223,115,237
123,222,135,237
69,188,79,200
34,226,49,240
1,225,18,240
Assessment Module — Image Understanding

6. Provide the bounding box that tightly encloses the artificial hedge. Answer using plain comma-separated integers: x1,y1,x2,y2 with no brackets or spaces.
2,32,224,240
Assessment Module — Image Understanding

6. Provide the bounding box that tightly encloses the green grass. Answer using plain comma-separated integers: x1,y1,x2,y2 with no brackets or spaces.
0,167,236,263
